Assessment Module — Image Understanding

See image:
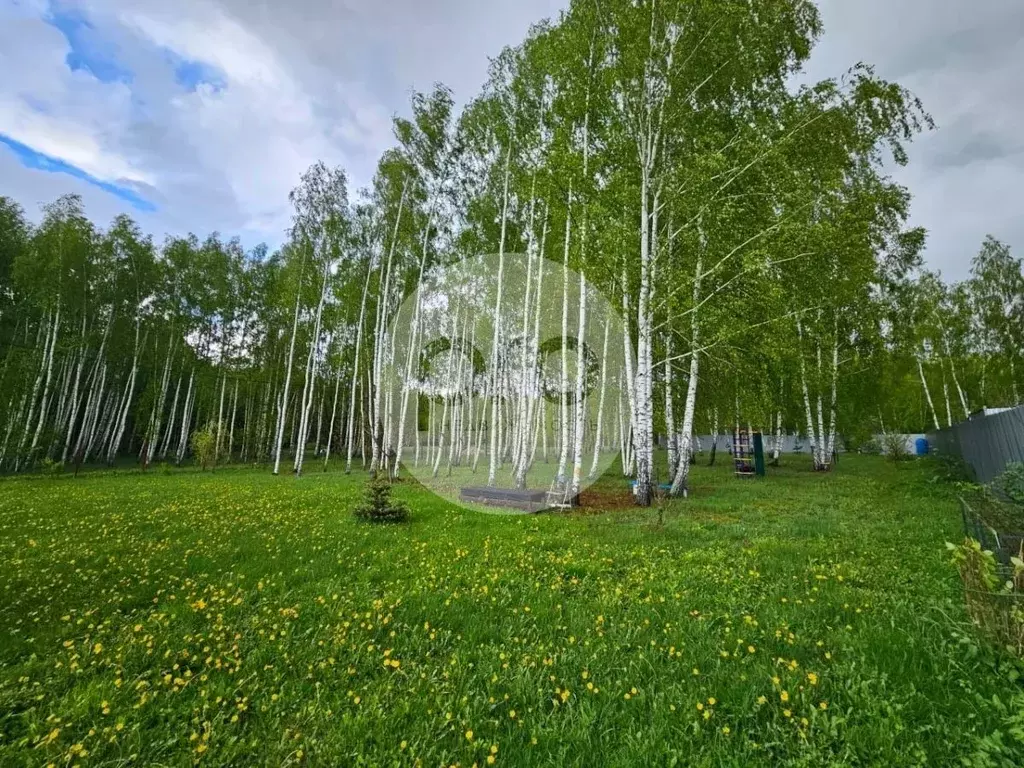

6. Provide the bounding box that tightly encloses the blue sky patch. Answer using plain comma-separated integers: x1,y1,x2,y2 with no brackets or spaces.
170,54,227,93
0,134,156,213
47,6,132,84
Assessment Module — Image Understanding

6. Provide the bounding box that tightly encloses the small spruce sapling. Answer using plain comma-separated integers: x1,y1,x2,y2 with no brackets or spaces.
354,470,409,523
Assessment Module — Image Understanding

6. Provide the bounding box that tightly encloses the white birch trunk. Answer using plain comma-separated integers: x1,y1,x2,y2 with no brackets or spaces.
826,331,839,459
589,315,610,480
228,377,239,462
159,372,182,461
570,276,588,497
486,146,513,487
917,355,941,432
664,335,676,478
20,308,59,467
555,192,572,486
797,317,819,468
176,370,195,465
670,246,703,497
634,162,655,504
370,180,408,473
215,370,227,461
273,257,306,475
106,317,141,465
295,257,331,475
145,337,174,465
62,314,102,463
323,363,343,469
346,259,374,472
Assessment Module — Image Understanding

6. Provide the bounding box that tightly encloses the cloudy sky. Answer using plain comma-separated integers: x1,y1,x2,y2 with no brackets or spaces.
1,0,1020,280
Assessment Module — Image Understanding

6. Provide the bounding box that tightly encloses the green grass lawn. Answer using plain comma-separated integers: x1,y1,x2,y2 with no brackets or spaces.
1,456,1021,766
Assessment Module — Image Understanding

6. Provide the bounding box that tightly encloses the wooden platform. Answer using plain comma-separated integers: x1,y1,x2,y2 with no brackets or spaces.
459,487,550,513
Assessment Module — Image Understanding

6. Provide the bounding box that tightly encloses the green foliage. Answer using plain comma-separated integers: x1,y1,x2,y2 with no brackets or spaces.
969,490,1024,538
947,537,1024,658
353,471,409,523
840,423,874,453
40,457,64,476
992,462,1024,506
932,453,976,484
966,692,1024,766
190,422,219,471
859,437,882,455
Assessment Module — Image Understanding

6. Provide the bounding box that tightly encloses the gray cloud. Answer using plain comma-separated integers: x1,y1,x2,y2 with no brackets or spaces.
806,0,1024,280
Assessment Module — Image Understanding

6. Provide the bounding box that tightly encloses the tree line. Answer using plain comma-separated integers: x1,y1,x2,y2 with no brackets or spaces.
1,0,1021,503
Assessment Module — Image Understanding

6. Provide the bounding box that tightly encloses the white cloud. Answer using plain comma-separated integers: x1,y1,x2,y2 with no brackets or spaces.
0,10,151,185
2,0,1021,280
1,0,565,245
114,5,288,90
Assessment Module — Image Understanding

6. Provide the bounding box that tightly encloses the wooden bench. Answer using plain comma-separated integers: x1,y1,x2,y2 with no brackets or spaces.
459,487,551,513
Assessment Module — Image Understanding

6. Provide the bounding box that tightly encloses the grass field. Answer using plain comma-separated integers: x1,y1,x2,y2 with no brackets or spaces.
1,456,1021,766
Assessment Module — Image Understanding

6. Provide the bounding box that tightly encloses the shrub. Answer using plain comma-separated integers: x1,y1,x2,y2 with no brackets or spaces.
933,453,975,484
41,457,64,475
992,462,1024,506
881,432,910,462
354,472,409,523
948,537,1024,657
190,423,218,471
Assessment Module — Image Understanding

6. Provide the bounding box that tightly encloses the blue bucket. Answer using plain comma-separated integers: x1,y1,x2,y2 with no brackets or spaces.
915,438,928,456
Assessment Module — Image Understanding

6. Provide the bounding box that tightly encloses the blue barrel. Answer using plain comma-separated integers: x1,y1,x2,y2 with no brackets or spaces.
915,437,928,456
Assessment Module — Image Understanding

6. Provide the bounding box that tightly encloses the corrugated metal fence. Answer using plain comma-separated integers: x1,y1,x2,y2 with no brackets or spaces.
928,405,1024,483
